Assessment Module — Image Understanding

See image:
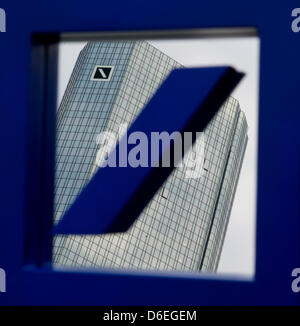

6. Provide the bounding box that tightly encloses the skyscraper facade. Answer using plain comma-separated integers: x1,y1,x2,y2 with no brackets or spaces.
54,41,247,272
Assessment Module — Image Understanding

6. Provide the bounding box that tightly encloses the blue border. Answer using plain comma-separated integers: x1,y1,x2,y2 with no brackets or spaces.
0,0,299,305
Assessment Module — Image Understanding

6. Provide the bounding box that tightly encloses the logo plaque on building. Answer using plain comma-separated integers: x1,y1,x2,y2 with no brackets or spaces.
91,66,114,81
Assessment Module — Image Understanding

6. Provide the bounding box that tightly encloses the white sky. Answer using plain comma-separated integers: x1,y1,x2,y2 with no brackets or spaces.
58,37,259,277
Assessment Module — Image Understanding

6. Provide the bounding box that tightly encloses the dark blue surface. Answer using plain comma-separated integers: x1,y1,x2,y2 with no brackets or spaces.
55,67,242,235
0,0,299,305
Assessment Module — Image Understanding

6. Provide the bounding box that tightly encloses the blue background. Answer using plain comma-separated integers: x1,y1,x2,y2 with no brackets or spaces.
0,0,299,305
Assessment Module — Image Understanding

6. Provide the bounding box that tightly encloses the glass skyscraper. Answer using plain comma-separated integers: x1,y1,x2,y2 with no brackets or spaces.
54,41,248,272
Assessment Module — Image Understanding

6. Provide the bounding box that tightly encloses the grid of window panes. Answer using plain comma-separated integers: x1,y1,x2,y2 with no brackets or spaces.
201,111,248,271
54,41,248,272
54,42,135,257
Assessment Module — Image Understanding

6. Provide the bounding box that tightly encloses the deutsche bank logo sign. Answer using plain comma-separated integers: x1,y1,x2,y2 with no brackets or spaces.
91,66,114,81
